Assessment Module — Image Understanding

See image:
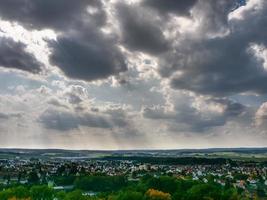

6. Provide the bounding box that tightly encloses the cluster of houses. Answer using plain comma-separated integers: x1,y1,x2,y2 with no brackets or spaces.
0,157,266,196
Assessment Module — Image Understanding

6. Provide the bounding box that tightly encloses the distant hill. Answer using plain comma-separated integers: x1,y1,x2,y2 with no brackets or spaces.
0,147,266,161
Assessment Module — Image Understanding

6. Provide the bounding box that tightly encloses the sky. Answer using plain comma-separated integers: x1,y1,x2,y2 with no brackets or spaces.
0,0,267,150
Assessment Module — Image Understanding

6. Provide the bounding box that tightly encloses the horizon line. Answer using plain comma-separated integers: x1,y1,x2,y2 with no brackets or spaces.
0,146,267,151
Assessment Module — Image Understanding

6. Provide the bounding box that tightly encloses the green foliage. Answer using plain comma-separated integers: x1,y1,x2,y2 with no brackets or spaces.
221,188,240,200
0,174,252,200
11,186,30,199
146,176,177,194
0,188,13,200
74,175,127,192
176,179,198,192
0,186,30,200
184,183,222,200
116,191,144,200
56,191,67,200
64,190,85,200
27,171,39,184
54,175,76,186
233,173,248,181
30,185,54,200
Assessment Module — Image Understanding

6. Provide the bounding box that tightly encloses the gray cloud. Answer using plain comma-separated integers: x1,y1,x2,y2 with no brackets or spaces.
255,102,267,130
49,28,127,81
104,108,130,128
142,0,197,16
143,96,246,132
116,3,170,55
0,0,125,81
47,98,69,109
0,112,23,121
191,0,236,34
0,37,42,73
0,113,9,120
38,107,130,131
1,0,264,95
62,85,88,105
0,0,105,31
160,0,267,96
38,109,112,131
143,106,225,132
213,98,245,117
0,0,267,148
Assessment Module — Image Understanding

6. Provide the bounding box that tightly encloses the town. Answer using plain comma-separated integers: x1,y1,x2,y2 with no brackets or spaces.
0,156,266,199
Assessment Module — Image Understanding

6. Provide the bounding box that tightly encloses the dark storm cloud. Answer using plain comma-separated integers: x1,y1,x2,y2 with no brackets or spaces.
0,0,126,81
48,28,127,81
114,0,267,98
0,0,264,95
0,37,42,73
0,0,105,30
142,0,197,16
160,0,267,96
116,3,170,55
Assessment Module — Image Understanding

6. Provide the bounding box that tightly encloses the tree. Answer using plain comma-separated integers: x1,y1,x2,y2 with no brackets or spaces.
221,188,240,200
146,176,177,194
30,185,54,200
11,186,30,199
0,189,13,200
185,184,221,200
116,191,144,200
64,190,85,200
75,175,127,192
145,189,171,200
28,171,39,184
55,191,66,200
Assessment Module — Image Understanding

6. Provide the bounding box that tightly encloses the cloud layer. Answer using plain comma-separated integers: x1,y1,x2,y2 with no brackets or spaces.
0,37,42,73
0,0,267,149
